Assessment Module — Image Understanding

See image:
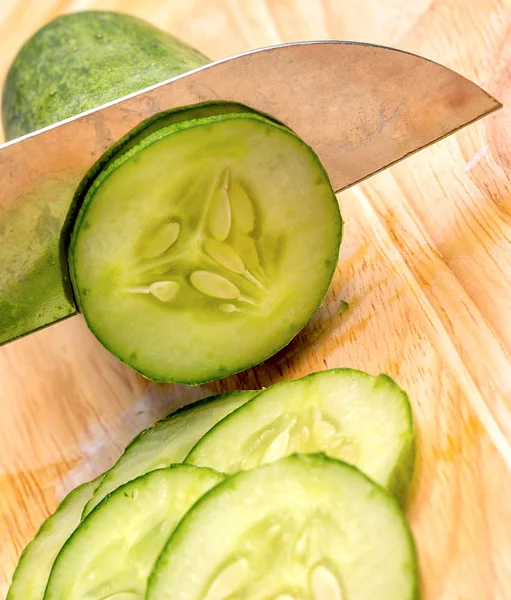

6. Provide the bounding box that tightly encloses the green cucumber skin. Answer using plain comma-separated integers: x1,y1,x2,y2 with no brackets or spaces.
2,10,209,140
376,374,416,506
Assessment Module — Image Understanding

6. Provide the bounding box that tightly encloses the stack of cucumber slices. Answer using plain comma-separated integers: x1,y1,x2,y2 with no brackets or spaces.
8,369,419,600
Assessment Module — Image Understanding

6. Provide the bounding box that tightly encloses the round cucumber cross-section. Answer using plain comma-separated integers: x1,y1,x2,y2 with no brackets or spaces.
149,454,418,600
186,369,415,504
44,465,224,600
69,106,342,383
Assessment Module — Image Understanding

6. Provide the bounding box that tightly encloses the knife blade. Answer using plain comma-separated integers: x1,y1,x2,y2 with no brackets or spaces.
0,41,501,344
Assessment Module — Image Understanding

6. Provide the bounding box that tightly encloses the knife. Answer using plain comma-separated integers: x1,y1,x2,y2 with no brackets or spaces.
0,41,501,345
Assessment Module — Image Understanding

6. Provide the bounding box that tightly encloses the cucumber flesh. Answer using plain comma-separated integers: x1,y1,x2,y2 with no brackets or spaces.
186,369,415,502
45,465,224,600
70,108,342,383
83,390,256,516
149,455,418,599
7,478,99,600
76,102,259,204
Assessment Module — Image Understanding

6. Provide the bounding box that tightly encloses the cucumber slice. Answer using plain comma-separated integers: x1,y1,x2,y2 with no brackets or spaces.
45,465,224,600
70,107,342,383
149,454,418,599
187,369,415,503
7,478,99,600
83,390,256,517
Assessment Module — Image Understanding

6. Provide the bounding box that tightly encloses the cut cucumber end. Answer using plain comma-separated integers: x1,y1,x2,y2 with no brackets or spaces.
69,104,342,383
186,369,416,502
149,454,419,600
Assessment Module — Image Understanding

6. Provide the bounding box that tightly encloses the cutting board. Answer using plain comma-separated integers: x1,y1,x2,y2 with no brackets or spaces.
1,0,510,598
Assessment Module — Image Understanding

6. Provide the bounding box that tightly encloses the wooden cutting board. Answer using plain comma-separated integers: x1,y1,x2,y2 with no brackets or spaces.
1,0,510,598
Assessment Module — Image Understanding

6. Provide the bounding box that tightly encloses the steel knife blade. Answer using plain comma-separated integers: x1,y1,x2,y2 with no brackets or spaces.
0,41,501,344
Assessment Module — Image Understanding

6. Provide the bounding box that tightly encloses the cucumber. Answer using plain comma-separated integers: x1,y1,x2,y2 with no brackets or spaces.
83,389,256,516
70,108,342,383
187,369,415,503
3,11,342,382
2,10,209,140
149,454,418,599
44,465,224,600
7,478,99,600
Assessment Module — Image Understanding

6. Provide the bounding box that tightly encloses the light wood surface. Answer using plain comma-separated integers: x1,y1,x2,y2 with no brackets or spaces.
1,1,510,598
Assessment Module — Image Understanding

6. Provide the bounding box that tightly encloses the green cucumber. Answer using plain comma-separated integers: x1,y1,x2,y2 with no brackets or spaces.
2,10,209,140
7,478,99,600
3,11,342,382
83,389,257,516
70,108,342,383
187,369,415,503
149,454,418,599
0,11,210,344
44,465,224,600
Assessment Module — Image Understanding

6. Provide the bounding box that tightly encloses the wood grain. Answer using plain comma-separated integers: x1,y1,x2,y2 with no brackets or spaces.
1,1,510,598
